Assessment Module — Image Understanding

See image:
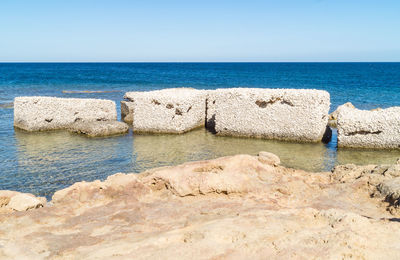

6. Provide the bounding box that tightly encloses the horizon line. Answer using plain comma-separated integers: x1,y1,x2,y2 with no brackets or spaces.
0,61,399,63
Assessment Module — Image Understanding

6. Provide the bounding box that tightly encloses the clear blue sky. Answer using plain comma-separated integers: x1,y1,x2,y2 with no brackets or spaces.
0,0,399,62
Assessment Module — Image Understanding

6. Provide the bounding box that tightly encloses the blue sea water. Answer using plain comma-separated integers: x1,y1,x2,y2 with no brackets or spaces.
1,62,400,199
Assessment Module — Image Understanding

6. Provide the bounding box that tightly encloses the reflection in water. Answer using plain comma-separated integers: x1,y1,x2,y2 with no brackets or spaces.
7,128,400,199
133,128,336,172
337,149,400,166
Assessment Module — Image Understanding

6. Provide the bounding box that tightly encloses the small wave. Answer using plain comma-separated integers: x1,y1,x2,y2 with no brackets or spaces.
62,90,122,94
0,102,13,109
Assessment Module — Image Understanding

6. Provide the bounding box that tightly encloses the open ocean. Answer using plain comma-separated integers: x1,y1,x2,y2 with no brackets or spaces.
1,62,400,199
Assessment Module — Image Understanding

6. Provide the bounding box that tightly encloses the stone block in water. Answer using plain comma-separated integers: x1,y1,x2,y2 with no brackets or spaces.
337,105,400,149
124,88,206,133
14,96,117,131
210,88,331,142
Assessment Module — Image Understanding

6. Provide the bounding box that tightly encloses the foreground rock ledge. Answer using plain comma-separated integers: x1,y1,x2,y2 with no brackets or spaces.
1,153,400,259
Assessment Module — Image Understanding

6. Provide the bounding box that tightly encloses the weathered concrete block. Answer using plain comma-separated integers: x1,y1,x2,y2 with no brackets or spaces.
14,97,117,131
124,88,206,133
211,88,330,142
121,100,134,124
68,121,129,137
337,105,400,149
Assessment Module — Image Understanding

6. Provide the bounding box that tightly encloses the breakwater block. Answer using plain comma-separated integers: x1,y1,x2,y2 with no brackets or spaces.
14,96,117,131
209,88,331,142
337,105,400,149
124,88,206,133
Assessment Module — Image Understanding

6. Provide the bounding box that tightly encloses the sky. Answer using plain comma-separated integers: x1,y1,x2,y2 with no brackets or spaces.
0,0,399,62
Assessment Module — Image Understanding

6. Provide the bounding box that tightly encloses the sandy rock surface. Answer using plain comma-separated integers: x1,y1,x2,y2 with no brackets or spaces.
0,191,46,213
1,153,400,259
68,120,129,137
124,88,206,133
210,88,331,142
337,105,400,149
14,96,117,131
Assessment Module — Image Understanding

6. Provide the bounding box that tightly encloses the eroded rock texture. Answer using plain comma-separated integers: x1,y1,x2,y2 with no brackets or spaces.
1,153,400,259
337,105,400,149
14,97,117,132
210,88,331,142
124,88,206,134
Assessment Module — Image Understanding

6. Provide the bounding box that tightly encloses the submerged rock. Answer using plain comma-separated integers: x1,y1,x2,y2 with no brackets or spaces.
124,88,206,134
210,88,331,142
337,105,400,149
68,120,129,137
1,153,400,259
14,96,117,131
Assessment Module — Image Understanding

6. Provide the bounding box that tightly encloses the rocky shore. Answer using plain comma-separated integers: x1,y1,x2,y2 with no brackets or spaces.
1,153,400,259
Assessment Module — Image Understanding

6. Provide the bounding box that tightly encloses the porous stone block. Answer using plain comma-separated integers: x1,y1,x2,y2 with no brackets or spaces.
337,105,400,149
124,88,206,133
211,88,331,142
14,97,117,131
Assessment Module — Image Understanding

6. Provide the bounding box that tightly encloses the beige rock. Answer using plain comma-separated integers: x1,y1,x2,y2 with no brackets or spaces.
377,178,400,206
1,153,400,259
141,154,272,196
1,190,42,211
384,164,400,177
68,120,129,137
14,96,117,131
0,196,10,207
124,88,206,133
258,151,281,166
4,193,45,211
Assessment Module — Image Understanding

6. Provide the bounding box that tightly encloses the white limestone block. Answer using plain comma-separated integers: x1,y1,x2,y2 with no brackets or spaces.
14,96,117,131
211,88,330,142
124,88,206,133
337,105,400,149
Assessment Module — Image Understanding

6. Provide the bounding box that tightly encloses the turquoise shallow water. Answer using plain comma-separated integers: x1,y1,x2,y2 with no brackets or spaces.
1,63,400,199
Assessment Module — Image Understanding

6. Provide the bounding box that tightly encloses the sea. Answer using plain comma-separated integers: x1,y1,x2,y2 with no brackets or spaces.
1,62,400,199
